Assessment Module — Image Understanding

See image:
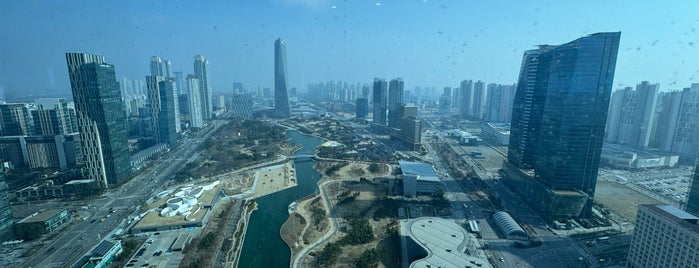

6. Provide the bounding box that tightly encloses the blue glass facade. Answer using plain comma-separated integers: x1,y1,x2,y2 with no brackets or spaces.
507,33,621,218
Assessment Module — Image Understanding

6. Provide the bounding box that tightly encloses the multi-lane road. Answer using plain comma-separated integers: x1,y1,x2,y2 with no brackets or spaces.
20,120,225,268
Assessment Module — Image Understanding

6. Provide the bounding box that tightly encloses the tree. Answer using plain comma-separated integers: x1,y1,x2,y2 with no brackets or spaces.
368,163,382,174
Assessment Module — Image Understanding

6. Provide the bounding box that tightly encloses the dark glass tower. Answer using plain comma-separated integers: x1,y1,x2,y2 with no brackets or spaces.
388,78,405,128
372,78,388,126
66,53,131,187
158,79,178,146
356,98,369,119
686,159,699,216
274,38,291,118
508,32,621,217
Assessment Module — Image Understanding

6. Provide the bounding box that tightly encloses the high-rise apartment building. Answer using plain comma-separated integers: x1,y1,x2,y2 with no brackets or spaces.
606,81,659,148
471,80,486,120
388,78,405,128
356,98,369,120
274,39,291,118
33,98,77,135
187,75,204,128
193,55,212,120
66,53,131,187
0,104,34,136
504,32,621,218
485,83,515,123
372,78,388,126
459,80,473,119
627,204,699,268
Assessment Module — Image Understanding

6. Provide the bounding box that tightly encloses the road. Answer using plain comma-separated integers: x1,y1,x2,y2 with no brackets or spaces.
20,120,225,268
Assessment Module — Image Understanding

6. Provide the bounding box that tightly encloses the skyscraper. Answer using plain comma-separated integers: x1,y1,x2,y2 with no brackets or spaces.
686,159,699,216
0,104,34,136
605,81,659,148
506,32,621,218
356,98,369,120
193,55,212,120
388,78,405,128
471,80,486,120
34,98,77,135
150,56,165,77
187,74,204,128
231,93,253,120
459,80,473,119
146,75,165,141
372,78,388,126
274,38,291,118
157,79,178,145
66,53,131,187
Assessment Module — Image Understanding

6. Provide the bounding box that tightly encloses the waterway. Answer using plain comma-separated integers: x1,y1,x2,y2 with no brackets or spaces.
238,130,323,267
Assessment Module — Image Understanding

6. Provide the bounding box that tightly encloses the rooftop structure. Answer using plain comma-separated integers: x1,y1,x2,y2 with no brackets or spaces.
399,161,441,196
492,211,528,240
600,143,679,169
402,217,491,268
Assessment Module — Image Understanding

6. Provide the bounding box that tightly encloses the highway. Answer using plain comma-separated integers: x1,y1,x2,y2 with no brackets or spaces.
20,120,225,268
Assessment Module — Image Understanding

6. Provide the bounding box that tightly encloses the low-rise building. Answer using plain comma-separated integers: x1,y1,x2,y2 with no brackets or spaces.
482,123,510,145
14,208,69,240
601,144,679,169
74,240,123,268
399,161,441,196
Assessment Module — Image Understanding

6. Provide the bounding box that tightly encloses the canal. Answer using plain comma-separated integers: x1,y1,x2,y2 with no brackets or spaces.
238,130,323,267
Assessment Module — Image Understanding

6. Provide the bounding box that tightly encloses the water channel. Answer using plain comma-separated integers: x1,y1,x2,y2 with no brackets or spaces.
238,130,323,267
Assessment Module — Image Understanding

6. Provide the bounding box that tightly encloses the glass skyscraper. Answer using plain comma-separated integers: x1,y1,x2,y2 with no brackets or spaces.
372,78,388,126
686,159,699,216
388,78,404,128
274,38,291,118
507,32,621,218
66,53,132,187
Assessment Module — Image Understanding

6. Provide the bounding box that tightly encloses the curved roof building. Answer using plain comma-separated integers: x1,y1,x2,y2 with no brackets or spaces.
404,217,491,268
492,211,527,239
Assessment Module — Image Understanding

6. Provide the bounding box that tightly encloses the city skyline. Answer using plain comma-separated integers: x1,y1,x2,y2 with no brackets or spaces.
2,1,699,100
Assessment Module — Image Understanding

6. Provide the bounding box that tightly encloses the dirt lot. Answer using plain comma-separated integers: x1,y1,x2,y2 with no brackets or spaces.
594,180,660,223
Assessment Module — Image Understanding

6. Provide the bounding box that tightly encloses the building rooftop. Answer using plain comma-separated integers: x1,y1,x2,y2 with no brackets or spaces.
656,205,699,221
486,123,511,134
405,217,491,268
398,161,439,182
17,208,66,223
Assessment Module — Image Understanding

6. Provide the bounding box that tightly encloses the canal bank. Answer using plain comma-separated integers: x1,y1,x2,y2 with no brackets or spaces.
237,130,324,267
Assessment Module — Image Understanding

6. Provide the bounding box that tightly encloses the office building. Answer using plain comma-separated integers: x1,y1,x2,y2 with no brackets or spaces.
233,82,244,94
231,93,253,120
193,55,212,120
356,98,369,120
0,171,12,242
146,75,165,140
66,53,131,187
504,32,621,218
627,204,699,268
274,38,291,118
372,78,388,126
388,78,405,128
606,81,659,148
686,159,699,216
187,75,204,128
398,106,421,150
0,104,34,136
158,79,178,146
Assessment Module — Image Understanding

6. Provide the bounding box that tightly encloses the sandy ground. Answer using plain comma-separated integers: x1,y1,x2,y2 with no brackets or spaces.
251,162,297,199
595,180,660,224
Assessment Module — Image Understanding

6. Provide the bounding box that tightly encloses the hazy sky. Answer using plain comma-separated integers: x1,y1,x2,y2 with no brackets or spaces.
1,0,698,100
